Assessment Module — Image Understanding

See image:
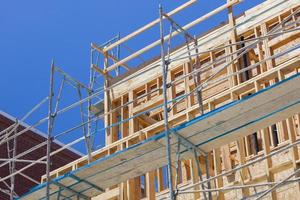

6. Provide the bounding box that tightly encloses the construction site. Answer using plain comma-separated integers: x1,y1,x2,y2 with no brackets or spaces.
1,0,300,199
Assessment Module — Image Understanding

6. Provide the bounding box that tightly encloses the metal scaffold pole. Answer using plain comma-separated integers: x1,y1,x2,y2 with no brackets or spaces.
77,86,92,162
87,49,95,162
8,123,17,200
159,4,175,200
46,60,55,200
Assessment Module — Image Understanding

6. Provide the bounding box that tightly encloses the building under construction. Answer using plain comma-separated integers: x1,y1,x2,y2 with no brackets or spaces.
1,0,300,199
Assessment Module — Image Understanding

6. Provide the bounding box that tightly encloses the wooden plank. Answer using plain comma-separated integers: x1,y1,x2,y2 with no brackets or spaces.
103,0,198,52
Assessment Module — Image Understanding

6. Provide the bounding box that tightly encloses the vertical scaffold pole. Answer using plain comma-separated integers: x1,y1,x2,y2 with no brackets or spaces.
46,60,55,200
77,86,92,162
194,35,212,200
8,123,17,200
87,49,95,160
159,4,174,200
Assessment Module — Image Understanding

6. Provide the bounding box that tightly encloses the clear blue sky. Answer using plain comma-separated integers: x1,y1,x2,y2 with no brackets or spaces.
0,0,264,152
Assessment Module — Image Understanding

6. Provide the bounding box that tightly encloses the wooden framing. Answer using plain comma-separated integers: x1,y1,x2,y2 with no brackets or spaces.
27,70,300,198
34,1,300,200
101,0,242,73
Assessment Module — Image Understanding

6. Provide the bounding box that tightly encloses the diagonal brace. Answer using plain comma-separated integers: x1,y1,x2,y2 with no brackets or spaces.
170,130,206,156
162,13,196,42
51,181,90,200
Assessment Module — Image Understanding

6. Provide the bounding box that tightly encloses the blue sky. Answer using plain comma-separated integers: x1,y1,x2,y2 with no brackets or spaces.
0,0,264,152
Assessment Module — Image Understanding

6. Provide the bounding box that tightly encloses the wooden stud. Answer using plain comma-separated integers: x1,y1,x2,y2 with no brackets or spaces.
255,80,277,200
190,158,201,200
146,171,156,200
213,148,225,200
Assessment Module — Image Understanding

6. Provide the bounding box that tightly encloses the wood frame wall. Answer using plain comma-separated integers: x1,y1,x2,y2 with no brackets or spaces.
43,1,300,199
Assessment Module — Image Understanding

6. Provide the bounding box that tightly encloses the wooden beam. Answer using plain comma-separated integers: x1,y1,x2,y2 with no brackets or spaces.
146,171,156,200
92,43,130,71
157,168,164,192
127,177,140,200
190,158,201,199
137,115,158,125
104,54,112,146
102,0,198,52
227,0,239,86
92,64,113,79
105,0,242,73
213,148,225,200
236,138,250,197
261,23,273,71
286,116,300,193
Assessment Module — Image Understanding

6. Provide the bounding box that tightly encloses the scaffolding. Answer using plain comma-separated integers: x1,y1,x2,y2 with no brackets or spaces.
0,0,300,199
